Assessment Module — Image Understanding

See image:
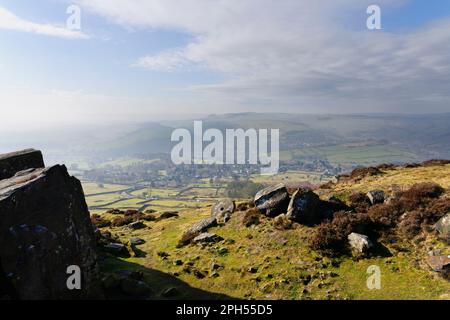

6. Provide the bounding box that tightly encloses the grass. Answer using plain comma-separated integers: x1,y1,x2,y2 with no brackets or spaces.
332,164,450,195
99,206,449,300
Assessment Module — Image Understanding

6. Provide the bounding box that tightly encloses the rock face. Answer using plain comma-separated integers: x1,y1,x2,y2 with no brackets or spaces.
348,233,373,255
366,190,385,205
286,189,320,225
435,213,450,237
254,184,290,217
0,151,102,300
0,149,44,180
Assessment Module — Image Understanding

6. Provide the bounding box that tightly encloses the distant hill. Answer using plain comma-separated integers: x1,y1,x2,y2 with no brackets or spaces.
84,113,450,166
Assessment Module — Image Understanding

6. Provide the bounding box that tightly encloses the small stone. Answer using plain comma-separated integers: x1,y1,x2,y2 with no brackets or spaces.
103,243,130,257
218,247,229,255
129,237,146,246
193,269,206,279
247,267,258,274
193,233,224,244
173,259,183,266
128,221,145,230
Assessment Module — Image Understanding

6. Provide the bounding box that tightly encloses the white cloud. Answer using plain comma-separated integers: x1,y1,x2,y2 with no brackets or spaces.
0,6,89,39
134,49,190,71
75,0,450,112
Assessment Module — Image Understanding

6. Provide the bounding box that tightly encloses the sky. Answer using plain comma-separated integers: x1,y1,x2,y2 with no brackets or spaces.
0,0,450,131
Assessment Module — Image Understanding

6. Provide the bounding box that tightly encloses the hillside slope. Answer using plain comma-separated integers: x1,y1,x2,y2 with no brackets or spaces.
95,163,450,300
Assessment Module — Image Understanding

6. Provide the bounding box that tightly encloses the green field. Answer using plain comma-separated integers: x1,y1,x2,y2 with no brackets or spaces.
280,144,418,166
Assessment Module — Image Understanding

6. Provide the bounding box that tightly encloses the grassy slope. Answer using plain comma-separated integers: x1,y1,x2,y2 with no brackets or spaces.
100,164,450,300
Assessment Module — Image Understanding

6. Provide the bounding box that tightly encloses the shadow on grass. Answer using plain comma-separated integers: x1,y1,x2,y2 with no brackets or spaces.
100,255,235,300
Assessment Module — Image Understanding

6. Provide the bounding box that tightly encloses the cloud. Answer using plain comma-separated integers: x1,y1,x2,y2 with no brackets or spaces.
77,0,450,112
134,49,190,71
0,6,89,39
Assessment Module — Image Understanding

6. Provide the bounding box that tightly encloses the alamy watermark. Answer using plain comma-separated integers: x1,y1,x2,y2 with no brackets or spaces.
66,265,81,290
171,121,279,175
366,265,381,290
66,4,82,31
367,5,382,30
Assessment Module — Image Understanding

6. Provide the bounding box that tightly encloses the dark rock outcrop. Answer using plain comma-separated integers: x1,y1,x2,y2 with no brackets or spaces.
366,190,385,205
0,154,102,300
254,184,290,217
286,189,320,225
0,149,44,180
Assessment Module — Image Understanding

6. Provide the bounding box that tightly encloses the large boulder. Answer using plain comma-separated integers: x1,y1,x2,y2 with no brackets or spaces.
286,189,320,225
211,199,235,223
179,217,218,246
0,163,103,299
348,233,373,256
435,213,450,237
254,184,290,217
0,149,44,180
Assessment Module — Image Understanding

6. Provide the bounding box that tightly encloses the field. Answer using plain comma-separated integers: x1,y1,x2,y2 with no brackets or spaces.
82,181,226,214
280,144,419,166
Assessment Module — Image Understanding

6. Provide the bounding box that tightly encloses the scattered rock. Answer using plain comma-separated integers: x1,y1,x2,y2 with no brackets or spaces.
217,247,229,255
348,233,373,255
366,190,385,205
426,255,450,273
247,267,258,274
212,199,235,223
193,233,224,244
129,237,146,246
127,221,146,230
286,188,320,225
157,251,170,259
254,184,290,217
193,269,206,279
173,259,183,266
435,213,450,237
178,217,218,246
104,243,130,257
